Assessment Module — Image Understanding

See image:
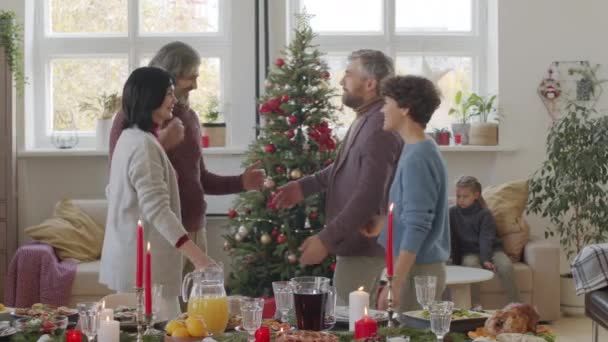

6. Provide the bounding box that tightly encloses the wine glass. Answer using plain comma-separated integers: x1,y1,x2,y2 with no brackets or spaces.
323,285,337,331
429,301,454,341
77,302,101,342
414,275,437,311
272,281,293,323
240,298,264,342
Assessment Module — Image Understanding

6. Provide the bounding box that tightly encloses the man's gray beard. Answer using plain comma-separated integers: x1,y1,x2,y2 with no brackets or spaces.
176,92,190,107
342,92,364,109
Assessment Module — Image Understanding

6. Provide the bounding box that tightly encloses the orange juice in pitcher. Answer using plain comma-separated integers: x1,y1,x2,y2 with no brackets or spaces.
187,296,229,335
182,263,229,335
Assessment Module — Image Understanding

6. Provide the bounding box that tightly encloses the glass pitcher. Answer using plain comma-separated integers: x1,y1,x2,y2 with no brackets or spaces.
182,263,229,336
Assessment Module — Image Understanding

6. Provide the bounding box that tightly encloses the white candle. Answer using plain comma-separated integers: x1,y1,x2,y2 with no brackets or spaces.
98,317,120,342
349,286,370,331
100,308,114,321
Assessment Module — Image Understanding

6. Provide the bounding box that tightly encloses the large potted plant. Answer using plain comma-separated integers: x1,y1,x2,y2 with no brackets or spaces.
468,93,498,145
201,95,226,147
527,101,608,315
79,92,121,150
448,91,474,145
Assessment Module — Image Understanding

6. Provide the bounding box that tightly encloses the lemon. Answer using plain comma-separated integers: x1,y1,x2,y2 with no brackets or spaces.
165,320,185,336
172,327,191,338
186,317,208,337
0,303,5,311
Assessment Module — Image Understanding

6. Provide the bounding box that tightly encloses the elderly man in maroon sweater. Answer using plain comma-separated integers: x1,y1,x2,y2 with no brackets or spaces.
110,41,265,252
275,50,402,305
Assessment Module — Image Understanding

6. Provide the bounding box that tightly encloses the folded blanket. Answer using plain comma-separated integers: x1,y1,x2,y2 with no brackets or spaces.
3,242,77,307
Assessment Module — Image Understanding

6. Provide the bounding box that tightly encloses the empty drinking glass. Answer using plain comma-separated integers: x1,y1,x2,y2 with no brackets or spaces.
240,298,264,342
152,284,164,322
323,285,337,331
429,301,454,341
414,275,437,311
77,302,101,342
272,281,294,323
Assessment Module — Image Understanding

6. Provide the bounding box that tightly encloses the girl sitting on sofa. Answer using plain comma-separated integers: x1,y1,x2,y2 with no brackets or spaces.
450,176,521,309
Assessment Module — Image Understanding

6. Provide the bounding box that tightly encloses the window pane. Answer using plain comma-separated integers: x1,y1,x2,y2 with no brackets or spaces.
51,58,128,132
323,55,354,138
396,56,473,130
300,0,382,33
140,57,222,123
395,0,471,32
50,0,127,34
141,0,219,33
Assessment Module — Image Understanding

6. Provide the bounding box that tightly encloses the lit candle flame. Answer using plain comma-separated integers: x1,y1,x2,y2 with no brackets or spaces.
358,286,364,291
138,219,142,226
389,203,394,211
106,316,110,322
364,306,368,316
101,300,105,309
147,242,150,251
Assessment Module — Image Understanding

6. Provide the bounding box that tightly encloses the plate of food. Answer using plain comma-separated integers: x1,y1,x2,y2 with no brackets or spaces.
12,303,78,324
334,306,389,323
400,308,492,332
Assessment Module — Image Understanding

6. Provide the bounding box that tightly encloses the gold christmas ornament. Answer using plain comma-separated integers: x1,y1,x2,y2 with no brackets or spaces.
290,168,303,180
260,233,272,245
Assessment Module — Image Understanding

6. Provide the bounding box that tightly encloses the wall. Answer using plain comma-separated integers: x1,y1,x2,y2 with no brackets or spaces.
3,0,608,273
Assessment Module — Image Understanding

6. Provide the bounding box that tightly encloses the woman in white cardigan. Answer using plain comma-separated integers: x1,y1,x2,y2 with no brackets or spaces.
99,67,213,318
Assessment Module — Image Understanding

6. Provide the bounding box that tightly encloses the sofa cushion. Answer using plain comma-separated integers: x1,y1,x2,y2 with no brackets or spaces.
24,199,105,263
71,261,113,297
483,179,529,236
479,262,532,293
500,217,530,263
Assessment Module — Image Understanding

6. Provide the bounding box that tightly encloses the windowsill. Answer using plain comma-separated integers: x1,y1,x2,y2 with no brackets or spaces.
18,146,249,158
438,145,516,152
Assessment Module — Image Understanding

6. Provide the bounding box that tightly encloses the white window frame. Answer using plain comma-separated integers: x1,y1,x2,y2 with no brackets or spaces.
287,0,489,120
27,0,256,150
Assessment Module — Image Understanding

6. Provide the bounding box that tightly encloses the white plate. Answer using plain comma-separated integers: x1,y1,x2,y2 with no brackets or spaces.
0,326,17,337
334,306,389,322
403,309,492,321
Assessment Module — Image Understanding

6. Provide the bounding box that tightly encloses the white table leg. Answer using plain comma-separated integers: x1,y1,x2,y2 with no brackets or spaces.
448,284,471,309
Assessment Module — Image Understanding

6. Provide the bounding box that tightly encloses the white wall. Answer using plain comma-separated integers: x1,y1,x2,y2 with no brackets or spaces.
4,0,608,272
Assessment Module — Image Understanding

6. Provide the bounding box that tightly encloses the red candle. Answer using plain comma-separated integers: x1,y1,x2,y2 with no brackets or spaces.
255,326,270,342
145,242,152,315
387,203,394,277
354,307,378,339
136,220,144,288
66,329,82,342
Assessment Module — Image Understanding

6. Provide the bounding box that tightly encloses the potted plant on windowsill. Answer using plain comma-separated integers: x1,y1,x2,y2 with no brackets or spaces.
468,93,499,145
79,92,121,150
527,100,608,315
431,128,451,146
201,95,225,147
448,91,474,145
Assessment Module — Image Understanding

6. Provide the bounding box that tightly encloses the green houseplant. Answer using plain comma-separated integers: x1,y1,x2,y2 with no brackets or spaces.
448,90,475,145
78,92,121,150
468,93,499,145
201,95,225,147
0,10,26,96
527,100,608,313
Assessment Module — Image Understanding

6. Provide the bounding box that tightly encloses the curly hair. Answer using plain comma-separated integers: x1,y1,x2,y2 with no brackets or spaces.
381,75,441,128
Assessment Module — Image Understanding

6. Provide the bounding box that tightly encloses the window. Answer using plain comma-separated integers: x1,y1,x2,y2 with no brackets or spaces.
29,0,255,149
290,0,487,133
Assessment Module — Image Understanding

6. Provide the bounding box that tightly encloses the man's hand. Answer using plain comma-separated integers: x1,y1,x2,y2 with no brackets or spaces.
360,215,385,238
242,161,265,191
299,235,329,265
158,117,185,151
377,283,401,310
274,181,304,209
483,261,496,272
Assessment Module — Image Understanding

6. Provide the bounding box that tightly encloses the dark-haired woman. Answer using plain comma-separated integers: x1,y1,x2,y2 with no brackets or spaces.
99,67,213,318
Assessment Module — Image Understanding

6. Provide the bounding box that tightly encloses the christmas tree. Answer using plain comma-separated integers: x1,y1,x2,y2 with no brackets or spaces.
223,15,339,297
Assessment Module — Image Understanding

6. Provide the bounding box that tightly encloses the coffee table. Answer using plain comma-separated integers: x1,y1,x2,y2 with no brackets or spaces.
446,265,494,309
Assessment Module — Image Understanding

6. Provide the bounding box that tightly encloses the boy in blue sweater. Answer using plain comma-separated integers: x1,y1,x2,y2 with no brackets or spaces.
366,75,450,311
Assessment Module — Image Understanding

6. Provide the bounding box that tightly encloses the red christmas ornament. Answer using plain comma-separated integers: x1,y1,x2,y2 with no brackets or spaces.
275,58,285,67
329,262,336,272
288,115,298,125
228,209,238,219
259,97,284,115
309,211,319,220
264,144,276,153
266,192,277,211
271,228,280,237
277,234,287,244
284,130,295,139
275,165,286,174
281,94,290,102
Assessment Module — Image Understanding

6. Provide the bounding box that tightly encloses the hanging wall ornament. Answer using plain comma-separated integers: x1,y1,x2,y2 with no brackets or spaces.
537,67,562,122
